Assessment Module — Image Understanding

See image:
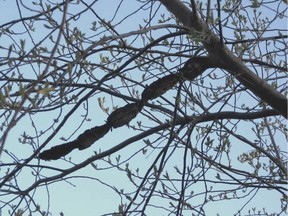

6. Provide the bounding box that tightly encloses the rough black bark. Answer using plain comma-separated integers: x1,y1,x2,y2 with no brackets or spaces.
39,57,221,160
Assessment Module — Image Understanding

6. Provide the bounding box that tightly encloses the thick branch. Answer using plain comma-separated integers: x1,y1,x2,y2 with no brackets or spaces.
158,0,287,118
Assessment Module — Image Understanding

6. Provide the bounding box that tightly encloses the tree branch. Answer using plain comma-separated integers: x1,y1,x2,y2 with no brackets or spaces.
158,0,287,118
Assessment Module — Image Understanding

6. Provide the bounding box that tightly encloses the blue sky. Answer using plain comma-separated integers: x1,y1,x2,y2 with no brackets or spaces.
0,1,286,215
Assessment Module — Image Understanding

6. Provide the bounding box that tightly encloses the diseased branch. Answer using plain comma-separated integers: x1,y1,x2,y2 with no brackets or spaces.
39,55,280,160
39,56,212,160
158,0,287,118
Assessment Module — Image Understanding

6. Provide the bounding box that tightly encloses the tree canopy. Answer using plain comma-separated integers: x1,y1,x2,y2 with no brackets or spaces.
0,0,287,215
